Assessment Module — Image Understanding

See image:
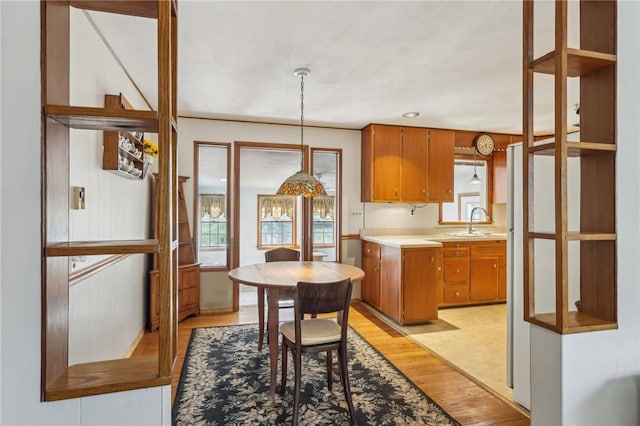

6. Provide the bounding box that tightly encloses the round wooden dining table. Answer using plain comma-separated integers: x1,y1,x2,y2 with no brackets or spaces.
228,261,365,396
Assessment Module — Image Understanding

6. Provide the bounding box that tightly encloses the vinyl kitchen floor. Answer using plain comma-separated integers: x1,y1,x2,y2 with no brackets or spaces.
363,303,520,410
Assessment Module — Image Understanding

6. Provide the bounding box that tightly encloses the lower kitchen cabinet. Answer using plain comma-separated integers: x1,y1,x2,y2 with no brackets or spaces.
402,248,440,323
441,240,506,307
361,241,381,309
361,240,440,324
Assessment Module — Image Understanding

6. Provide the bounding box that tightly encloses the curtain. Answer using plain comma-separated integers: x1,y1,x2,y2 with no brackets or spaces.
313,196,335,220
201,194,225,219
259,195,295,220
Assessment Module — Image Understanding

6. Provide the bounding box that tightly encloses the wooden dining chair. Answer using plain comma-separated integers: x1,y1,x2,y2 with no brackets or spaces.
257,247,300,351
279,278,356,425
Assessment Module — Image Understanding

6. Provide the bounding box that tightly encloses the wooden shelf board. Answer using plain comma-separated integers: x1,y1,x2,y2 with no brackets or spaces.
527,232,556,240
528,312,618,334
69,1,158,19
45,356,170,401
529,141,617,156
105,169,144,181
46,239,159,256
45,105,158,132
567,232,616,241
527,232,616,241
530,48,616,77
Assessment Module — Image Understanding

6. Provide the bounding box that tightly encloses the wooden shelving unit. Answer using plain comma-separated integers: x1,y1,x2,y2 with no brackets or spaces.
41,0,178,400
522,0,617,334
102,94,152,180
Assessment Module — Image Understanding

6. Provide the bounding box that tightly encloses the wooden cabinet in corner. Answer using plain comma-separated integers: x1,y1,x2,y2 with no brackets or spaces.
361,124,454,203
148,175,200,331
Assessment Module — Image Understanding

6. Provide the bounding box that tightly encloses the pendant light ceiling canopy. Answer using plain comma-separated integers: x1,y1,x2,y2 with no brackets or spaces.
276,68,327,198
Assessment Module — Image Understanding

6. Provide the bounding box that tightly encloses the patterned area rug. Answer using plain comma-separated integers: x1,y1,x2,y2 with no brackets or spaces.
173,324,460,425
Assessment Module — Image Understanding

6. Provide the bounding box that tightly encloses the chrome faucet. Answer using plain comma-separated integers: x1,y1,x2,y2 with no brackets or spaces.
468,207,489,234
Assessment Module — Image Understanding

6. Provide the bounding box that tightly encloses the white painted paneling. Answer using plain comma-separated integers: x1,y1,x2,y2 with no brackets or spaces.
530,326,562,426
67,7,151,369
79,387,169,426
69,255,146,364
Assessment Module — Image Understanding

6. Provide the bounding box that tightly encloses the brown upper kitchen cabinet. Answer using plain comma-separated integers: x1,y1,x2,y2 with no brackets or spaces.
361,124,454,203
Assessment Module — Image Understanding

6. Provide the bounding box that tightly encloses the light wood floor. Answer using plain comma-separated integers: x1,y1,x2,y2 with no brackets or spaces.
134,302,530,426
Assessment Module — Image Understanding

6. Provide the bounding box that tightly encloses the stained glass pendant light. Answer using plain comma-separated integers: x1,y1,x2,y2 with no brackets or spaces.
276,68,327,198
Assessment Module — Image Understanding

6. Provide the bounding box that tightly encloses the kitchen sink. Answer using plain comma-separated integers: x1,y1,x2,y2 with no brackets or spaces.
445,232,506,238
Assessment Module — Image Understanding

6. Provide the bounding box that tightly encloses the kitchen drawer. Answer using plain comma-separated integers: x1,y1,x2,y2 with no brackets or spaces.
443,242,469,258
444,258,469,282
470,241,506,258
362,241,381,259
443,283,469,304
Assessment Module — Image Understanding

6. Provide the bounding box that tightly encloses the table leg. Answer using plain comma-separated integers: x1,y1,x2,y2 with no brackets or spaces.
257,287,265,351
266,287,280,396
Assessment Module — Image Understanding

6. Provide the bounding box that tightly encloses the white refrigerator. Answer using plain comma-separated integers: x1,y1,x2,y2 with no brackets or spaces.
506,142,530,410
506,140,581,410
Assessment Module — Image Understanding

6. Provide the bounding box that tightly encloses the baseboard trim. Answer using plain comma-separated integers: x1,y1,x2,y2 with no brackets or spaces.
200,307,234,315
125,327,145,358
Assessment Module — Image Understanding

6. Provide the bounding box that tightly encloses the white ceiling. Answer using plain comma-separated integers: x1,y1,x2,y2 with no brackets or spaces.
87,1,582,135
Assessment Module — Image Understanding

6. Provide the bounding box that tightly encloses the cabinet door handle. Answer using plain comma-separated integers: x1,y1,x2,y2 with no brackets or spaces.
456,269,460,273
455,291,460,296
493,264,497,268
430,257,435,262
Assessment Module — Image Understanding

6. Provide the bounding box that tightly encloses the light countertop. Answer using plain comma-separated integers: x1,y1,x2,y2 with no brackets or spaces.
360,232,507,248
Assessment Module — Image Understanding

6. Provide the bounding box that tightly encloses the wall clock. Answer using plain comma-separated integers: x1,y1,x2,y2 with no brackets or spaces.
475,134,495,156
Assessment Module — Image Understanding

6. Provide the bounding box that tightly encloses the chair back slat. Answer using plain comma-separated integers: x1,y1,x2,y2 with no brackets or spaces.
265,247,300,262
294,279,352,316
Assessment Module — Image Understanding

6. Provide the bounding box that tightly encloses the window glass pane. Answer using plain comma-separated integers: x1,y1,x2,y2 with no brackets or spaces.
440,157,489,223
311,150,340,261
196,144,229,268
257,195,297,249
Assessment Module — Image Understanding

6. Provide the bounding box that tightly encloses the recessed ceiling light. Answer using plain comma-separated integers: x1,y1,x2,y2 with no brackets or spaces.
403,112,419,118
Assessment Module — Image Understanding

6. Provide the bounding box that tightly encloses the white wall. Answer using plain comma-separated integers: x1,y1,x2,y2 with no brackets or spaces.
177,117,363,309
530,2,640,425
1,2,169,424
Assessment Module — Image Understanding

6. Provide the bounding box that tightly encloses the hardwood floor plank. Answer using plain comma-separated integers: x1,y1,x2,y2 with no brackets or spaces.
133,302,530,425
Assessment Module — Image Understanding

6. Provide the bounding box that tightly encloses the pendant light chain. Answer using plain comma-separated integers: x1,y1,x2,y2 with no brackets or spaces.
276,67,327,197
299,72,305,170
